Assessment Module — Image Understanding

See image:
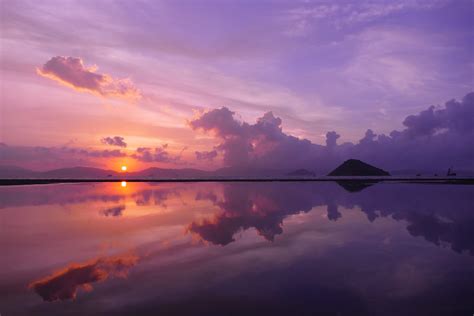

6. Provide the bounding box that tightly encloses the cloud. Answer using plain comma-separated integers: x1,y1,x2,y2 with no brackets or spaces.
195,150,218,161
191,92,474,172
284,1,447,35
60,147,127,158
402,93,474,137
131,145,184,163
101,136,127,148
190,108,317,169
37,56,140,99
325,131,340,148
28,254,138,302
2,92,472,172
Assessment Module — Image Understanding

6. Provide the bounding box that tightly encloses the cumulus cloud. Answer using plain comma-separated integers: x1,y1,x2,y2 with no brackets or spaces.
28,254,138,302
101,136,127,148
37,56,140,99
131,144,185,163
190,108,316,169
325,131,340,148
191,92,474,173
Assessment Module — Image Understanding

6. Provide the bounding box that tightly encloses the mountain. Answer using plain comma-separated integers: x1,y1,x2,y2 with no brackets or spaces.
0,166,119,179
129,167,212,179
41,167,119,179
286,169,316,177
328,159,390,176
0,165,292,179
0,165,38,178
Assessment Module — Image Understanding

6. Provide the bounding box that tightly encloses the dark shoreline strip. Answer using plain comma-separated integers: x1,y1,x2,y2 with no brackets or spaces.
0,178,473,186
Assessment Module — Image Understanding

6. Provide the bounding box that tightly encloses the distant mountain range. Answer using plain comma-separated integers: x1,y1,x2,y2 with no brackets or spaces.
0,165,290,179
0,163,472,179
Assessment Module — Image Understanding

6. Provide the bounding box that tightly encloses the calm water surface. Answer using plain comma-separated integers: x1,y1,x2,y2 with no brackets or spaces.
1,181,473,315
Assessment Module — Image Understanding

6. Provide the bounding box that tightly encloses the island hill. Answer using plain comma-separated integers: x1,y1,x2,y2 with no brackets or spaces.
328,159,390,176
286,159,390,177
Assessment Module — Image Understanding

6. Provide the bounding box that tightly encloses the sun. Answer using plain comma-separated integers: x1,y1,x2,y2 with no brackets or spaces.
121,165,127,171
121,181,127,187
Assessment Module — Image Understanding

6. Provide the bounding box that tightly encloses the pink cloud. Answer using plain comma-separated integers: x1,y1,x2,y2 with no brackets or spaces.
28,254,138,302
37,56,141,100
101,136,127,148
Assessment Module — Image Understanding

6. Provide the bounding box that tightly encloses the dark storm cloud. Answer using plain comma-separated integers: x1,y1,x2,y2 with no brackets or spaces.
28,254,138,302
190,92,474,173
101,136,127,148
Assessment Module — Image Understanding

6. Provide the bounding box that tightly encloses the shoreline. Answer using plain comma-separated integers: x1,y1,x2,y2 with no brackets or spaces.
1,177,473,186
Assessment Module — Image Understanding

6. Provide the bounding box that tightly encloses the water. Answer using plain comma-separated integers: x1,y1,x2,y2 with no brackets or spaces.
1,181,473,315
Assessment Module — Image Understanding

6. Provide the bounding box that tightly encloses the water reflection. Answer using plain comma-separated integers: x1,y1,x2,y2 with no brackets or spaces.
185,182,474,254
101,205,126,217
28,254,138,302
1,181,473,315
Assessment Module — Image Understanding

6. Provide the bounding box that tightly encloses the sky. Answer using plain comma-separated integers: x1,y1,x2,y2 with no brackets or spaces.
0,0,473,172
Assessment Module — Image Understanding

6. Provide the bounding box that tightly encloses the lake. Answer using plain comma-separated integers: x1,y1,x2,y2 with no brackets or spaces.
1,181,473,315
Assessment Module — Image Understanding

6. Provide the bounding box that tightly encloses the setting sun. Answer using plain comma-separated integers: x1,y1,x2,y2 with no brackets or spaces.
121,181,127,187
121,165,127,171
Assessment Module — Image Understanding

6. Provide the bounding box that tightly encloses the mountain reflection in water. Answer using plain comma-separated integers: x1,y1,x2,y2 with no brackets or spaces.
0,181,473,315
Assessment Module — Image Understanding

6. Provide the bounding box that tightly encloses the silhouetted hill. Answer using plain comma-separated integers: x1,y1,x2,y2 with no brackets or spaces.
0,165,38,178
41,167,118,178
130,167,212,178
328,159,390,176
287,169,316,177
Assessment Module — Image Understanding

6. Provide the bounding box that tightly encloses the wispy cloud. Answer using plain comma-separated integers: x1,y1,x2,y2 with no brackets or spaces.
284,0,447,36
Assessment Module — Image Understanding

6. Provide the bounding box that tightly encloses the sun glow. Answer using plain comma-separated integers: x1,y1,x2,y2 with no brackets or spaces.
121,165,127,171
121,181,127,187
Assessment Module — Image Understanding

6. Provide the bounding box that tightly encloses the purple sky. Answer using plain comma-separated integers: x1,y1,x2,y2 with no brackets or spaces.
0,0,473,171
